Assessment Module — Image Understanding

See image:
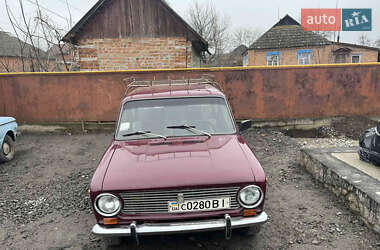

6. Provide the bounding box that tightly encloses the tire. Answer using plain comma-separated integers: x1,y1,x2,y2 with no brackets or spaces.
359,149,370,163
359,148,380,166
0,135,15,163
236,225,262,236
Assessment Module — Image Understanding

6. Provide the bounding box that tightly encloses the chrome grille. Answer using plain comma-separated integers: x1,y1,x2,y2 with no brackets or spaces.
120,187,240,214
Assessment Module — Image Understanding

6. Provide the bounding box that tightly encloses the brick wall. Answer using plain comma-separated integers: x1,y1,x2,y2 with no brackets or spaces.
248,47,330,66
329,44,379,64
77,37,194,71
248,45,378,66
0,57,26,72
0,56,57,73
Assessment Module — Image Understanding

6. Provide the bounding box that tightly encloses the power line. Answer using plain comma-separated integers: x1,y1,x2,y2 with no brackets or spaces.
23,0,70,22
56,0,85,14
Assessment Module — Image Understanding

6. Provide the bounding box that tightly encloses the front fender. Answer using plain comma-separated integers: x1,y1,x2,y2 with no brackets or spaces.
0,119,18,145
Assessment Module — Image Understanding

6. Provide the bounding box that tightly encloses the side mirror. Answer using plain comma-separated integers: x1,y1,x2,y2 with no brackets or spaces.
239,120,252,133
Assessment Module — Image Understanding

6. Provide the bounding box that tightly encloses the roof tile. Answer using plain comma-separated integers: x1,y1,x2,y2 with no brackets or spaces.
249,15,331,50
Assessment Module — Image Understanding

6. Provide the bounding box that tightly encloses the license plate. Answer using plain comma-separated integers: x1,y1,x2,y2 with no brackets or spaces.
168,197,230,213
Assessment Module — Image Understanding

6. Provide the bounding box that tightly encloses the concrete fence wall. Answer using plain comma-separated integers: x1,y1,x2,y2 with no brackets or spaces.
0,64,379,123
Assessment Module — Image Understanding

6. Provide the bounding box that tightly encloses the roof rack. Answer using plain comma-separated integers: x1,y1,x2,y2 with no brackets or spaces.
122,75,223,96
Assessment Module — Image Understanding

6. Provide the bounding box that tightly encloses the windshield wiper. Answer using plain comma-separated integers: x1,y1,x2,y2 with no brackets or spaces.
122,131,167,140
167,125,211,139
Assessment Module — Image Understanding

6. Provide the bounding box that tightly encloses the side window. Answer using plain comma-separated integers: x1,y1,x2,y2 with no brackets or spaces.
266,52,280,66
243,53,249,66
351,54,361,63
298,50,312,65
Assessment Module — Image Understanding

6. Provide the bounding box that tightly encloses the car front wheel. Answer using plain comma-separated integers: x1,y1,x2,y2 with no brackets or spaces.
0,135,15,163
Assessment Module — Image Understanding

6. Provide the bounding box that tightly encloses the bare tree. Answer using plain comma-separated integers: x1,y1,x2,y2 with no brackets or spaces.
187,0,230,63
358,33,372,46
230,26,262,49
19,0,47,71
1,0,73,72
4,0,29,72
34,0,71,71
64,0,73,28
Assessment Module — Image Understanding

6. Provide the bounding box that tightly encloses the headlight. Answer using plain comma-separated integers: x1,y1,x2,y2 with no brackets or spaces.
94,193,122,217
238,185,263,208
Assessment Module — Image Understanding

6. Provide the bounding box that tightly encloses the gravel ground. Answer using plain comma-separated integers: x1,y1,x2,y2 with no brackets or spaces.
0,123,379,249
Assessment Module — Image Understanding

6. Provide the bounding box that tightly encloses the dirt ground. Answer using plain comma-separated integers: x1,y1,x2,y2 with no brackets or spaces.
331,116,378,140
1,118,380,250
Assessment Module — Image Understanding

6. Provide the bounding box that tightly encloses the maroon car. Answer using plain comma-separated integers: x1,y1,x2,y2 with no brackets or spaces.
90,79,267,244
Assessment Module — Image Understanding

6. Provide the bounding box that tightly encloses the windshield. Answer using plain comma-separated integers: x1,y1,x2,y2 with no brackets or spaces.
116,97,236,140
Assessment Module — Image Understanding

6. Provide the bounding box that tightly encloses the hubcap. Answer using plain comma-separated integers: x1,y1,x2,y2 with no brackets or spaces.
2,142,10,155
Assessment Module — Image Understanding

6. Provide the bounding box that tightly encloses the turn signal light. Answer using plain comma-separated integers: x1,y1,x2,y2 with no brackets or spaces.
243,209,257,217
104,218,118,225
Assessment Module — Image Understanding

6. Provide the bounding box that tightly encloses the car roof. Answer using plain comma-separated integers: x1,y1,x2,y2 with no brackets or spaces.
122,84,226,102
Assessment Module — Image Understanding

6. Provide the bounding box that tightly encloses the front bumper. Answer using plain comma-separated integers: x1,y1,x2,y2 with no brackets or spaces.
92,212,268,237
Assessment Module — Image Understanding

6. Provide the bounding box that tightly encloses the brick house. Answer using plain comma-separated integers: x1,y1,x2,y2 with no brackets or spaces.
0,31,54,72
62,0,208,71
243,15,380,66
47,44,78,71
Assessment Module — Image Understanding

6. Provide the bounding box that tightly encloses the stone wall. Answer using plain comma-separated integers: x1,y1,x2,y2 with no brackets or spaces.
299,148,380,233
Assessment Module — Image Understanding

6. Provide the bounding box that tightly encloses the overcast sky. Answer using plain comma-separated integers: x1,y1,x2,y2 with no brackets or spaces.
0,0,379,48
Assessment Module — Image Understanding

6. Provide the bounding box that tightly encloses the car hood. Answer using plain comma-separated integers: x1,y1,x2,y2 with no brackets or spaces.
0,117,16,126
102,135,257,191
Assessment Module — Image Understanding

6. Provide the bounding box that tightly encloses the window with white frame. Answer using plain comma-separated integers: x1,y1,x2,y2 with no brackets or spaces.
298,50,312,65
266,52,280,66
351,54,361,63
267,55,279,66
298,53,311,64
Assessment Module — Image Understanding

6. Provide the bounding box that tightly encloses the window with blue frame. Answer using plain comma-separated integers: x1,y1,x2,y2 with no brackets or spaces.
266,52,280,66
298,50,312,65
